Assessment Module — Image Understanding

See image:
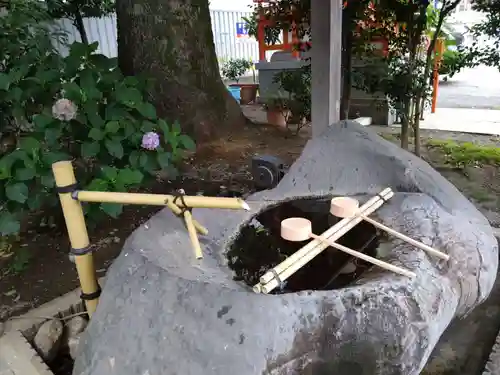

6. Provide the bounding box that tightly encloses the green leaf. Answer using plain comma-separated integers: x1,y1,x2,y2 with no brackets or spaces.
141,120,156,133
123,122,136,138
123,76,139,87
69,42,96,59
81,142,100,158
105,139,124,159
178,134,196,151
0,72,11,90
158,119,170,138
27,192,44,211
6,183,29,203
88,128,104,141
101,166,118,181
105,121,120,134
141,153,158,173
11,106,24,123
8,149,35,169
105,104,129,121
19,137,41,153
157,152,171,169
41,174,55,188
139,153,149,168
33,113,55,129
0,212,20,236
62,82,82,102
45,127,62,146
0,157,12,180
84,101,105,128
79,69,101,100
116,168,143,186
36,69,60,84
116,87,143,107
86,178,108,191
16,168,36,181
7,87,23,102
100,202,123,218
129,151,141,168
136,102,157,119
172,121,182,135
42,151,70,166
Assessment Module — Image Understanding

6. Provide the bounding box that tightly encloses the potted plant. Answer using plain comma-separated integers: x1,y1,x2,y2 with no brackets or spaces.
270,64,311,134
221,58,259,104
263,95,292,128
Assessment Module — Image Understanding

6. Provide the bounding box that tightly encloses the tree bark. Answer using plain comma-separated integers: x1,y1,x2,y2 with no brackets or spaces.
115,0,246,143
340,18,353,121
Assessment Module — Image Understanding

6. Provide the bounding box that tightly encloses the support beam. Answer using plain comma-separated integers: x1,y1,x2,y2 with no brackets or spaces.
311,0,342,138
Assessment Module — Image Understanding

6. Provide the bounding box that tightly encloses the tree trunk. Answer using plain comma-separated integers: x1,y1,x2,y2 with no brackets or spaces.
340,15,353,120
340,46,353,120
413,4,449,156
400,110,410,150
74,9,89,45
412,98,421,156
115,0,246,143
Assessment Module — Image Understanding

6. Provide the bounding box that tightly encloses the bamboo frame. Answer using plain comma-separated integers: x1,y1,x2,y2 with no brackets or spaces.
255,188,394,294
52,161,100,317
52,160,251,314
75,191,250,211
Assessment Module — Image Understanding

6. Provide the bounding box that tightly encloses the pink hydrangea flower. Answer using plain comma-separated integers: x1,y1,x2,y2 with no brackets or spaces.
141,132,160,150
52,98,78,121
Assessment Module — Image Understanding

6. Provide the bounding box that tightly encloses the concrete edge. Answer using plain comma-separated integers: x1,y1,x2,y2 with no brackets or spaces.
0,277,106,375
0,330,53,375
2,276,105,336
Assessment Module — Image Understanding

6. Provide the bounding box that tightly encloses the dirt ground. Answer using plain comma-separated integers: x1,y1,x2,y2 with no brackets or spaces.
1,108,500,375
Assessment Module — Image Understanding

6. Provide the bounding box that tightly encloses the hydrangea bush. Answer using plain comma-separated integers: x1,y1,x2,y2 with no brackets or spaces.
0,41,195,235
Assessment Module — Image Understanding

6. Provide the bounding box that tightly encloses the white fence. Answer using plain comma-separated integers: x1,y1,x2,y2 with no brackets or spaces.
51,10,260,62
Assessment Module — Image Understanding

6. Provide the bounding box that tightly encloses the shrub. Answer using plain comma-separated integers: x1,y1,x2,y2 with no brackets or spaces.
221,58,253,83
271,63,311,134
438,49,465,78
0,41,195,235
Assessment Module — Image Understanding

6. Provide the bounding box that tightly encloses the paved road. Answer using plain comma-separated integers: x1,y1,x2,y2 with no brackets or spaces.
437,65,500,109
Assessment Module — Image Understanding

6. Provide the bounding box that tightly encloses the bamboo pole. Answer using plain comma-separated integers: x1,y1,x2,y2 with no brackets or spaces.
184,210,203,259
75,191,211,235
52,161,100,317
75,191,250,210
255,189,395,294
359,215,449,261
258,188,393,285
308,233,416,278
176,189,203,259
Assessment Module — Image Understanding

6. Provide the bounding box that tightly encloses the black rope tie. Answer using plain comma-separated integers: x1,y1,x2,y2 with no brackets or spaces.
81,285,102,301
377,192,388,202
270,269,286,291
171,189,192,218
70,246,93,256
56,183,78,194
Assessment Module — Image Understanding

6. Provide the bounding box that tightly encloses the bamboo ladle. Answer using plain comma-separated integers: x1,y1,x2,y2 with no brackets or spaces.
329,197,450,261
280,217,416,278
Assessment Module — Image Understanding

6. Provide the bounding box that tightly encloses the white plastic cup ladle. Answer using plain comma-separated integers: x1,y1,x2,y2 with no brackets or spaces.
330,197,450,261
280,217,416,278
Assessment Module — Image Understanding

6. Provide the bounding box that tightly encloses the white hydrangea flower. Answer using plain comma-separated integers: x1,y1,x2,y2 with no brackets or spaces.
52,98,78,121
